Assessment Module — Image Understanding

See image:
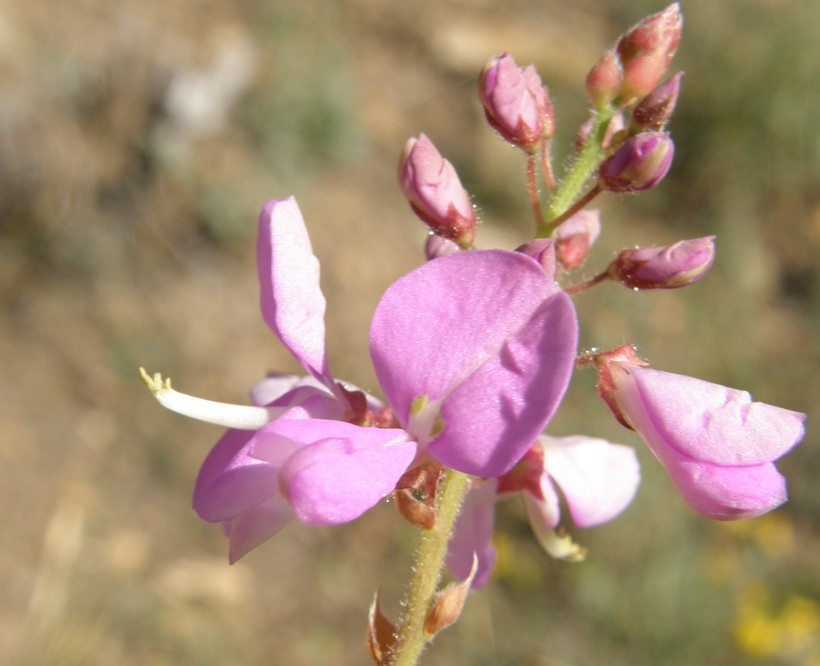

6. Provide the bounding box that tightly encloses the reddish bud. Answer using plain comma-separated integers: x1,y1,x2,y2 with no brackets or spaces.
586,49,623,108
398,134,476,248
555,210,602,270
479,53,554,152
599,131,674,193
608,236,715,290
631,72,683,131
616,3,683,102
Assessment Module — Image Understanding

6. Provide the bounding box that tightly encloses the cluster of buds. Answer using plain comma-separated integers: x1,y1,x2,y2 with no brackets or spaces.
586,3,682,106
584,4,684,195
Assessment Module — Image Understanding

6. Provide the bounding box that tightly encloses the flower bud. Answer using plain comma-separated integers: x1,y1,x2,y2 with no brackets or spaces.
479,53,554,152
425,233,461,260
616,3,682,102
398,134,476,248
599,131,674,193
585,49,623,108
575,112,625,153
608,236,715,290
516,238,556,279
631,72,683,131
555,210,601,270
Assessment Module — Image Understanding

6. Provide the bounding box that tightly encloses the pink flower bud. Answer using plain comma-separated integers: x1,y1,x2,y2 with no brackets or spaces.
479,53,554,152
425,233,461,260
599,131,674,193
398,134,476,248
575,113,625,153
516,238,557,279
555,210,602,270
631,72,683,131
585,49,623,108
616,3,682,102
608,236,715,289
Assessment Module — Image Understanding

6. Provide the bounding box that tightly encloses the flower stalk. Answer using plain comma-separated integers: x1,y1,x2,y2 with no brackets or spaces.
540,105,614,232
390,469,471,666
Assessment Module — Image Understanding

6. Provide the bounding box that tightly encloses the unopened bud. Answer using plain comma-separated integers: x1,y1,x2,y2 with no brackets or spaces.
398,134,476,248
555,210,602,270
599,131,674,193
631,72,683,131
575,113,625,153
616,3,682,102
516,238,556,279
586,49,623,108
608,236,715,289
425,234,460,260
479,53,554,152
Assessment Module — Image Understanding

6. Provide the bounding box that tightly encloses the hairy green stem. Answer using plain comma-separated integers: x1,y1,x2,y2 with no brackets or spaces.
390,469,471,666
538,105,615,234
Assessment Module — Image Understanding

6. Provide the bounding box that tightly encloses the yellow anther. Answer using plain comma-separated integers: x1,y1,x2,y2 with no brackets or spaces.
139,367,172,394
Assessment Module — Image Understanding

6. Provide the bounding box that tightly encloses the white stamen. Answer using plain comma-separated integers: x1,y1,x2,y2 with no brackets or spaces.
140,368,279,430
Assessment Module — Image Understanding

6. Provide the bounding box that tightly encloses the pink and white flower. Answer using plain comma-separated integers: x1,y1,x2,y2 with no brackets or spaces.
145,196,580,561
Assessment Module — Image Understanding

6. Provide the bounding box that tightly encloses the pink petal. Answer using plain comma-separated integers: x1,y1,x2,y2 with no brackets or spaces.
193,428,289,522
533,467,562,528
542,435,640,528
446,479,498,589
623,367,805,465
656,446,788,520
257,197,330,382
370,250,577,477
266,420,417,525
224,496,294,563
249,374,319,405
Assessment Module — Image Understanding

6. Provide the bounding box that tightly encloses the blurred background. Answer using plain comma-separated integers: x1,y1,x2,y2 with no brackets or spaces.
1,0,817,664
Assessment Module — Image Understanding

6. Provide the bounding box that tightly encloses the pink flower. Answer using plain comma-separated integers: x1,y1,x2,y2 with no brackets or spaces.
188,197,419,561
599,352,806,519
370,249,578,477
146,197,580,560
448,435,641,588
